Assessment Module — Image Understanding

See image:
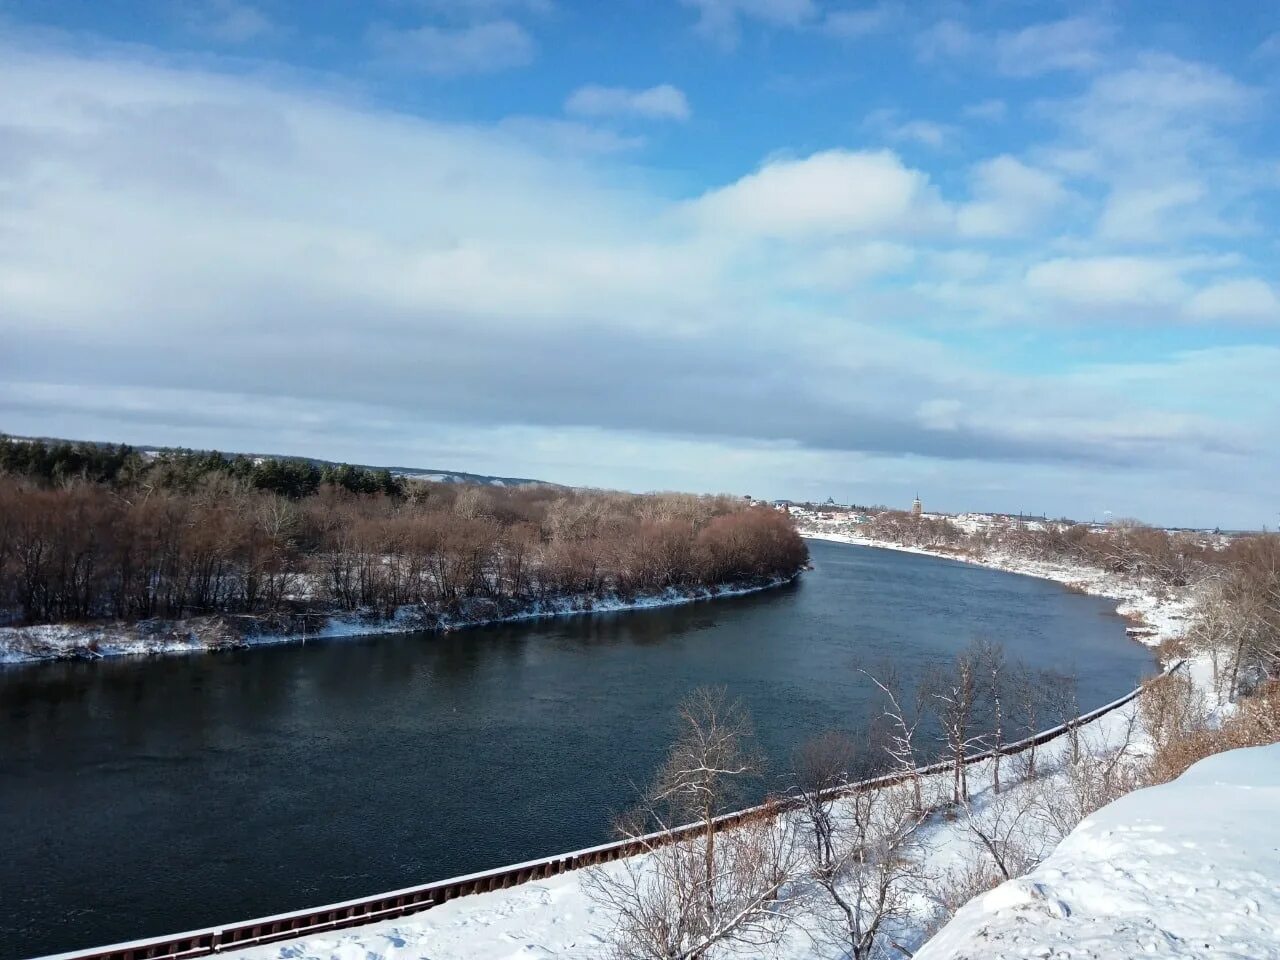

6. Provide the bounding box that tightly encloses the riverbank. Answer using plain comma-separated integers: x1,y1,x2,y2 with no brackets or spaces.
13,537,1206,960
5,539,1151,960
219,663,1201,960
799,528,1194,653
0,574,798,664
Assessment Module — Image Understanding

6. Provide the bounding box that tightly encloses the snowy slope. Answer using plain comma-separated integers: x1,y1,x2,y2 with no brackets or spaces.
916,743,1280,960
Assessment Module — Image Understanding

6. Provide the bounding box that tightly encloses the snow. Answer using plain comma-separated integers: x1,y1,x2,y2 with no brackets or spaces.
52,533,1263,960
212,534,1230,960
917,743,1280,960
0,577,796,664
224,692,1192,960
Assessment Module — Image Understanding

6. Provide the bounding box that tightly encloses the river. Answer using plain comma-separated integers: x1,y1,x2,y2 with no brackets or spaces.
0,539,1155,959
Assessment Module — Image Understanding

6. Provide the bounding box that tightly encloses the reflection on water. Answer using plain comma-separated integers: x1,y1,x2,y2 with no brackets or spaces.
0,540,1153,959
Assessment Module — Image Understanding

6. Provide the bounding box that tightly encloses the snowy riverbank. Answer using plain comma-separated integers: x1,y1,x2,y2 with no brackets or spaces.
222,667,1212,960
918,743,1280,960
0,575,797,665
209,538,1225,960
800,528,1194,651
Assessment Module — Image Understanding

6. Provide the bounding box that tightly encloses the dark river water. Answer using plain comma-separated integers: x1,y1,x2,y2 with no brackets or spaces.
0,539,1155,959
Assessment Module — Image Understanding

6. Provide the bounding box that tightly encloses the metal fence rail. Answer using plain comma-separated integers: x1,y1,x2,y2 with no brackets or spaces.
32,661,1182,960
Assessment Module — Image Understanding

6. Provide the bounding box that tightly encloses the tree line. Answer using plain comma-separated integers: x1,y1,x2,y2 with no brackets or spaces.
0,465,807,627
0,435,403,498
852,509,1280,687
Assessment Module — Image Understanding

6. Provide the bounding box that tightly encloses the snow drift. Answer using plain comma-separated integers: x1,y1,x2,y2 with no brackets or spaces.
917,743,1280,960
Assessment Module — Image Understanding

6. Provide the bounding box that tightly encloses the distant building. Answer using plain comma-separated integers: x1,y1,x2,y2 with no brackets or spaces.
912,494,923,517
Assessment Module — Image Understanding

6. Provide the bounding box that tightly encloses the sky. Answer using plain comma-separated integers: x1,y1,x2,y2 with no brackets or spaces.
1,1,1278,529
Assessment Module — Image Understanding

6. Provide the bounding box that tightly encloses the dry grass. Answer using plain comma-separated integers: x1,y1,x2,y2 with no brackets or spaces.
1155,631,1192,662
1143,675,1280,785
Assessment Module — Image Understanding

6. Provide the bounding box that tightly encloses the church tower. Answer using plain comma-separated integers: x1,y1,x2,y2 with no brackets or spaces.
912,493,923,517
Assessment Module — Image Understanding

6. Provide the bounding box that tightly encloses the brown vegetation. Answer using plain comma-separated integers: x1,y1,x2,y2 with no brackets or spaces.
0,477,807,630
1142,671,1280,785
585,688,797,960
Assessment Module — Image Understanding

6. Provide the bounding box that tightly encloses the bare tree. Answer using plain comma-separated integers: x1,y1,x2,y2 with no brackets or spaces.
1009,665,1053,780
801,782,926,960
1044,669,1082,765
863,665,929,813
792,730,857,870
959,783,1041,882
927,648,985,805
585,688,798,959
972,639,1008,794
1035,707,1141,842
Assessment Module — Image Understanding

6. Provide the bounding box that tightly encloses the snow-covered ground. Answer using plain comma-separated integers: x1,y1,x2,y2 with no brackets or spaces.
0,577,795,664
917,743,1280,960
211,533,1229,960
223,688,1187,960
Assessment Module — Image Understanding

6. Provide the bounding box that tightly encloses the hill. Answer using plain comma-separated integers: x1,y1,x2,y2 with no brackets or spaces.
2,433,556,489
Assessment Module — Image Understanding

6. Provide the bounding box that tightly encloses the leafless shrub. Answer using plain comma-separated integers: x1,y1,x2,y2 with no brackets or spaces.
1042,669,1082,764
792,730,857,870
863,665,929,814
972,639,1009,794
1143,683,1280,785
1139,670,1206,749
1035,707,1143,842
795,774,927,960
585,688,799,959
959,778,1045,882
1008,665,1057,781
927,647,985,805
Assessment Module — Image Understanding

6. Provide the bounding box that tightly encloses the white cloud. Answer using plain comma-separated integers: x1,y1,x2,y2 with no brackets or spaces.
958,155,1067,238
1097,181,1205,242
1,39,1277,527
864,108,956,149
779,241,916,291
690,149,946,238
680,0,816,47
1038,54,1259,243
917,16,1112,77
367,19,535,75
915,18,976,62
564,84,691,122
824,3,899,40
1025,257,1189,308
891,119,953,149
963,98,1006,122
181,1,273,43
1087,53,1252,117
495,117,645,154
1187,279,1280,322
994,16,1113,76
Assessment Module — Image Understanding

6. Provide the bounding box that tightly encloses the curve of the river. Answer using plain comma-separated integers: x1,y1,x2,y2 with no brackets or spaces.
0,539,1156,959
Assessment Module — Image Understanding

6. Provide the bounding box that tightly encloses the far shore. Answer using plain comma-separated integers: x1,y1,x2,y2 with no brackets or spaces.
800,528,1192,653
0,574,799,665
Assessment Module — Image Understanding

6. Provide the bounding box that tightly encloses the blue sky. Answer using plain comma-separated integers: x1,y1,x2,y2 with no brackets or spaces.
1,1,1278,528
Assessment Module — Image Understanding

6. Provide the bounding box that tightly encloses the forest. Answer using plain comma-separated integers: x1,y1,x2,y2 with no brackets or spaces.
0,437,808,628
